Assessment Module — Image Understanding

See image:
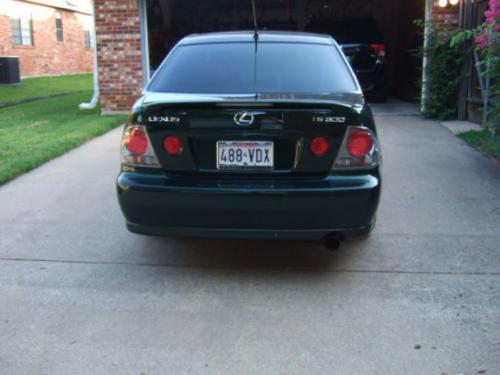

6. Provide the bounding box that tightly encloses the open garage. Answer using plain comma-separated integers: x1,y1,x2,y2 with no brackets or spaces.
145,0,425,101
93,0,461,113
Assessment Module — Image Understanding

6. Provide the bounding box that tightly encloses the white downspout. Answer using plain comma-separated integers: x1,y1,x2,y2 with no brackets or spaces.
421,0,434,113
139,0,151,85
79,0,99,110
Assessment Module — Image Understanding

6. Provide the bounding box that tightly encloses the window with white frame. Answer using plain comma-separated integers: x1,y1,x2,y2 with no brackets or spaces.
84,30,92,48
55,12,63,42
11,17,33,46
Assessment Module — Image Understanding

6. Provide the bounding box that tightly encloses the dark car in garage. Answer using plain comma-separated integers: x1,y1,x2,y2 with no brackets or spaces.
117,31,381,249
306,17,388,102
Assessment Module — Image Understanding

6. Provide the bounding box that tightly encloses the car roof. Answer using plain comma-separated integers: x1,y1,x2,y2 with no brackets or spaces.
179,31,334,46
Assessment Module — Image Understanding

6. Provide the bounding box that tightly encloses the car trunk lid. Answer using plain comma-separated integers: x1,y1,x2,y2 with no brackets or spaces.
139,93,364,177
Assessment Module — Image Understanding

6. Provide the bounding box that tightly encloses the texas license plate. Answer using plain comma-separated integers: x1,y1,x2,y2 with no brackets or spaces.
217,141,274,170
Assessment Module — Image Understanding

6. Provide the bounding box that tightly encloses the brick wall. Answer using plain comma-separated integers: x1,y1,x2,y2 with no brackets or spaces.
95,0,143,114
0,1,93,77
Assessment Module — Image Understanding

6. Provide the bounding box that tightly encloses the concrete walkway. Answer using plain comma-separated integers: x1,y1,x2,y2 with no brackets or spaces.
0,109,499,374
442,120,482,135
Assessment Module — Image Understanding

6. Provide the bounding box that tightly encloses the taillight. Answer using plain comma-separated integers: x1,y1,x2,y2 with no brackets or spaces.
124,127,148,155
310,136,330,157
371,44,386,59
163,135,183,155
347,130,374,157
121,124,160,168
333,126,380,170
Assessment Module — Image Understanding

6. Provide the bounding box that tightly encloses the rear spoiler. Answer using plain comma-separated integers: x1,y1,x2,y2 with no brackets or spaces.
140,92,364,111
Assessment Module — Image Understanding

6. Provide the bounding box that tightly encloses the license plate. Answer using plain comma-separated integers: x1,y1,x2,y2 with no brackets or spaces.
217,141,274,170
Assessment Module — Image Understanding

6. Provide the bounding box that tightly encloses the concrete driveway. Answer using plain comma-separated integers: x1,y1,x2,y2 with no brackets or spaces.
1,105,499,374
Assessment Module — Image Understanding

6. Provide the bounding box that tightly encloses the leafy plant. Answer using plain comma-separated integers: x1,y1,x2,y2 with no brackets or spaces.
451,0,499,135
416,20,472,120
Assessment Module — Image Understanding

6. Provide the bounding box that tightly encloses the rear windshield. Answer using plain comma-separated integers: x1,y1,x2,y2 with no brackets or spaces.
147,42,357,94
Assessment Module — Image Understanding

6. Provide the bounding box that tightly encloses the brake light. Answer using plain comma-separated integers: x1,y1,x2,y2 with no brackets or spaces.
371,44,386,59
347,130,374,157
124,127,148,155
332,126,380,170
163,135,183,155
121,124,160,168
310,137,330,157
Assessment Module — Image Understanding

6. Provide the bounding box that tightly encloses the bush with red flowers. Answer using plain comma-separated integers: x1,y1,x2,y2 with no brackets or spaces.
452,0,499,133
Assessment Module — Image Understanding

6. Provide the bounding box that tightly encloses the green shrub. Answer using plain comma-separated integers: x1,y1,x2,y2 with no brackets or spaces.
416,20,472,120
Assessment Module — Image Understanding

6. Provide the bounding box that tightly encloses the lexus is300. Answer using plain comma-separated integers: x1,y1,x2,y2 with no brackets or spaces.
117,31,381,248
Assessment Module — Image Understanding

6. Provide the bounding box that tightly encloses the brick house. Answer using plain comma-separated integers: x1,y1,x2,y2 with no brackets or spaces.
94,0,463,114
0,0,94,77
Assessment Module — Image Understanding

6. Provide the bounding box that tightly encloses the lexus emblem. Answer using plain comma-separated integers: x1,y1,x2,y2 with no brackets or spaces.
234,112,255,126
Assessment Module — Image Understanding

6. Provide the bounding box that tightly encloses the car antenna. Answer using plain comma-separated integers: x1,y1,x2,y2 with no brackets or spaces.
251,0,259,42
251,0,259,100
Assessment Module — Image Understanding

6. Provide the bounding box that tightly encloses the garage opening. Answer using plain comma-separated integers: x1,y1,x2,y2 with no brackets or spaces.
145,0,424,101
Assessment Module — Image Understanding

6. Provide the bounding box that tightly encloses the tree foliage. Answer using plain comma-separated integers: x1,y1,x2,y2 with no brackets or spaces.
416,19,471,120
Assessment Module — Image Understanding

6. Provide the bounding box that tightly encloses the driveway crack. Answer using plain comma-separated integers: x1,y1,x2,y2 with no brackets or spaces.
1,256,499,276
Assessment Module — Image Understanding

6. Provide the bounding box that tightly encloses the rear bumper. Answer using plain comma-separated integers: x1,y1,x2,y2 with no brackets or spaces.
117,170,381,241
126,222,375,240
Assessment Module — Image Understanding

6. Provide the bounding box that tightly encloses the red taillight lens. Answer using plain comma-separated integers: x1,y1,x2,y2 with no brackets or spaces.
163,135,183,155
124,127,148,155
347,130,374,157
371,44,386,58
310,137,330,156
121,125,160,167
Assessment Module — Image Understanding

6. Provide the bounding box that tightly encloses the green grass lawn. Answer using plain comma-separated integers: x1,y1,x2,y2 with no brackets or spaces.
458,130,500,160
0,74,92,105
0,90,126,185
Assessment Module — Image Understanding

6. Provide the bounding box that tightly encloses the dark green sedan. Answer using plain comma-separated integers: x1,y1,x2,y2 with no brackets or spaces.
117,31,381,249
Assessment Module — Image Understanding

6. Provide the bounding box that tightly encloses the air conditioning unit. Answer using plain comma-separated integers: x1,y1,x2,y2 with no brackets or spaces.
0,57,21,84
